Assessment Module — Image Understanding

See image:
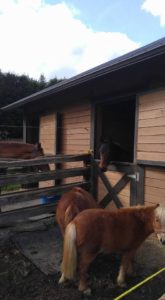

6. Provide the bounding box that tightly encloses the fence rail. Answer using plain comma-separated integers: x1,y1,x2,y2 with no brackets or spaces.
0,154,90,168
0,153,91,227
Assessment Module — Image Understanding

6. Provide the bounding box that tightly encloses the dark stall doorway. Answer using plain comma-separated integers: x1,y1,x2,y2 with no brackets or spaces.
26,116,39,144
95,97,136,163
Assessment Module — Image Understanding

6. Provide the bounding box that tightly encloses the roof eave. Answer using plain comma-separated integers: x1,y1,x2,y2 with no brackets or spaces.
2,37,165,111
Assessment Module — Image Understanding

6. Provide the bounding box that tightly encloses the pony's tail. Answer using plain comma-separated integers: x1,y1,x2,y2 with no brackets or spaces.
61,222,77,280
64,204,79,228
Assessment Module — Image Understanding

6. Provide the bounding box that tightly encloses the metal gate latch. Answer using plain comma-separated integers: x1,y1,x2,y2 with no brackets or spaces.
128,172,139,182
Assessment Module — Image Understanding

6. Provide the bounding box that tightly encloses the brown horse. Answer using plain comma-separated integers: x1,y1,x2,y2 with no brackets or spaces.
99,138,131,171
56,187,99,236
59,204,165,295
0,141,49,171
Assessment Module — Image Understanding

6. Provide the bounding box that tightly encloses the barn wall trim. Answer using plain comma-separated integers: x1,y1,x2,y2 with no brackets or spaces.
137,160,165,168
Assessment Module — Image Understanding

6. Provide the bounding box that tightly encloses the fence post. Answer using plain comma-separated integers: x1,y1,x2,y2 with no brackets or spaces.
82,154,90,192
136,165,145,205
90,156,98,200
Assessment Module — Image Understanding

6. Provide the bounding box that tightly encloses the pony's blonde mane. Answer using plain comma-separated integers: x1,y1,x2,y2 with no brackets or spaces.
156,206,165,223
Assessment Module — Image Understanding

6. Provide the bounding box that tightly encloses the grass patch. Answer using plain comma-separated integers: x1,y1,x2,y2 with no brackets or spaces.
1,183,21,192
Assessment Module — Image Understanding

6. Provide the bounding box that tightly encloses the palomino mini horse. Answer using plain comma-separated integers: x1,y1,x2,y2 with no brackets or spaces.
59,204,165,295
56,187,99,236
0,142,49,171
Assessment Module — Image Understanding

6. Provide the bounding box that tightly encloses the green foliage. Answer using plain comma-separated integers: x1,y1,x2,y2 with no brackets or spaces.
39,74,46,89
2,183,21,193
0,70,63,140
46,77,63,87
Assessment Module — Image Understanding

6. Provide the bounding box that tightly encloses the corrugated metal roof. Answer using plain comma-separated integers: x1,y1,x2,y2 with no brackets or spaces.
2,37,165,111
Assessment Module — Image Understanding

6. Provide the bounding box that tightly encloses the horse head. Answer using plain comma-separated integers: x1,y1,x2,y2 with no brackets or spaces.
33,143,50,172
99,138,114,171
99,137,132,171
33,143,44,157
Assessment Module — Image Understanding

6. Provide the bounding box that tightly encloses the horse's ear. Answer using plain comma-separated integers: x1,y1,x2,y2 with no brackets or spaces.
136,205,159,221
38,143,42,150
34,143,42,150
154,203,160,209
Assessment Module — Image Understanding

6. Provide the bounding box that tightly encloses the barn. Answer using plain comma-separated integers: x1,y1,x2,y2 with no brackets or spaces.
2,37,165,210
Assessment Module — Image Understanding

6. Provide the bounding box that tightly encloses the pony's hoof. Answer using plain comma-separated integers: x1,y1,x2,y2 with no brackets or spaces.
117,276,126,288
117,281,126,288
59,273,65,284
83,288,91,296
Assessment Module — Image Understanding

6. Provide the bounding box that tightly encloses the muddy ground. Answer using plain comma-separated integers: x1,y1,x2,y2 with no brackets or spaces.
0,218,165,300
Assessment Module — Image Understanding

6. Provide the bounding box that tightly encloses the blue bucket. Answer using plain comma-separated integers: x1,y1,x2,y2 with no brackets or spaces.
40,195,60,205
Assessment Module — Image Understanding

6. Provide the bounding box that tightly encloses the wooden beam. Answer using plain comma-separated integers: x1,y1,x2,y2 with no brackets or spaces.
100,174,130,207
55,112,62,186
107,163,135,173
23,116,27,143
136,165,145,205
94,160,136,173
0,154,91,168
0,167,89,187
130,175,137,206
0,181,89,206
100,194,113,208
0,203,56,228
137,160,165,167
92,158,123,208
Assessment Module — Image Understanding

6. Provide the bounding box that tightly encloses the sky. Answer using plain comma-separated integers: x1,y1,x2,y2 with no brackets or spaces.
0,0,165,80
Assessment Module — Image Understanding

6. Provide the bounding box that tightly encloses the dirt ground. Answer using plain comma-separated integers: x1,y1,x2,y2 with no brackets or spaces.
0,219,165,300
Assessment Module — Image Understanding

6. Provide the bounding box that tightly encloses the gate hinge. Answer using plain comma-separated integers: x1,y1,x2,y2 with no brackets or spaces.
128,172,139,182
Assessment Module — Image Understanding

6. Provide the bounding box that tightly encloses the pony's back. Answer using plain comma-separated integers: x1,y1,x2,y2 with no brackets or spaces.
0,142,44,159
73,206,158,252
56,187,98,235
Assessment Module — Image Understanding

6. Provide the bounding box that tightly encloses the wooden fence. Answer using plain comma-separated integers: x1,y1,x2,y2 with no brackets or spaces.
0,154,92,227
0,154,144,227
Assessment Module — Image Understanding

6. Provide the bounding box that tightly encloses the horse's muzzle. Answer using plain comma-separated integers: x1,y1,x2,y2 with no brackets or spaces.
160,238,165,245
157,232,165,245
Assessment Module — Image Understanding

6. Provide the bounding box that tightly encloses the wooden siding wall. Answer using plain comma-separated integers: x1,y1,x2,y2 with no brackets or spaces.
61,103,91,183
39,113,56,155
62,104,91,154
137,89,165,162
98,172,130,209
39,113,56,187
144,167,165,206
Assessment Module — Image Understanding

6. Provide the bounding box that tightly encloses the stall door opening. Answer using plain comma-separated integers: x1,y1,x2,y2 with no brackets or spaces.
96,98,136,163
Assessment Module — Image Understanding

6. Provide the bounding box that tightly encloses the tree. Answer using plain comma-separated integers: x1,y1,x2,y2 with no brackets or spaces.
47,76,63,87
39,74,46,89
0,71,63,140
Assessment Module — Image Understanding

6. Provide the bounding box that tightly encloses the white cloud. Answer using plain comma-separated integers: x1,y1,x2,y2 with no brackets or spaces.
0,0,139,80
142,0,165,26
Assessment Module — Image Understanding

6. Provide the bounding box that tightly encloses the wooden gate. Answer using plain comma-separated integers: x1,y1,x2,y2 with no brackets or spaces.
91,159,144,208
0,154,145,227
